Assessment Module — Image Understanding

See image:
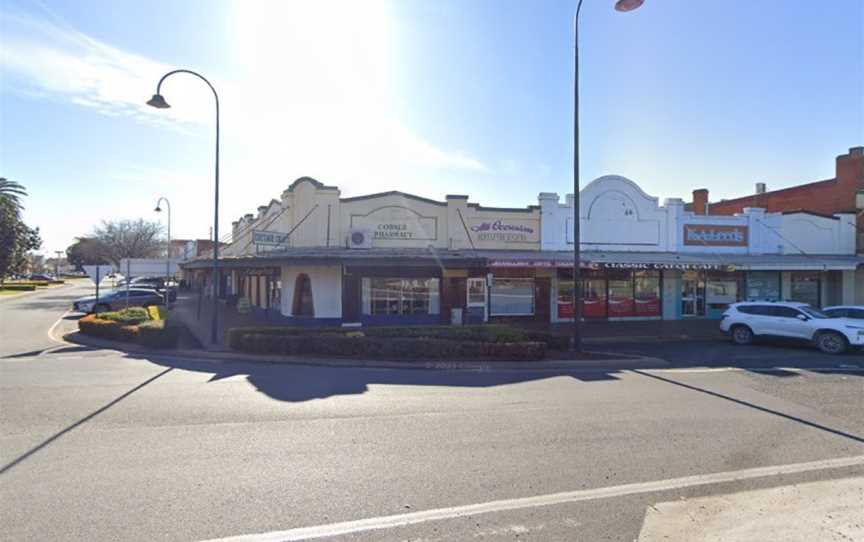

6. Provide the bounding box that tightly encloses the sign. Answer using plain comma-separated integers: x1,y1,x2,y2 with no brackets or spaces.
252,229,289,246
683,224,748,247
83,265,114,285
350,206,438,241
601,262,725,271
468,219,539,244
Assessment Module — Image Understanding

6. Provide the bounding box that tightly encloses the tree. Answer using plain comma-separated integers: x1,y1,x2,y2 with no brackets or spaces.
0,178,27,212
91,219,164,268
0,180,41,283
66,237,110,271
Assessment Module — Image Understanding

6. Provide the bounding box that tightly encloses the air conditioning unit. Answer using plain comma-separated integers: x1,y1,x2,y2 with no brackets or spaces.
347,228,373,249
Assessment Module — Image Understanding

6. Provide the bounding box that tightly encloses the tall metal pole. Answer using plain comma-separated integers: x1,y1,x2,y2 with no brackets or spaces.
572,0,584,353
150,69,220,343
155,196,172,287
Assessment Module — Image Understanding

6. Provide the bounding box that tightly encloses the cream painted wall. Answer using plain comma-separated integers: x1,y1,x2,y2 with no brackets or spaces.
280,265,342,318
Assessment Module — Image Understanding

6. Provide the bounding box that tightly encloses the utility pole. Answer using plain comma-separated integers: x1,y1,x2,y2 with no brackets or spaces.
54,250,63,277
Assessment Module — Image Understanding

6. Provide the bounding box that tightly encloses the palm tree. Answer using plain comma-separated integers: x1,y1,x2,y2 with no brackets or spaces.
0,178,28,214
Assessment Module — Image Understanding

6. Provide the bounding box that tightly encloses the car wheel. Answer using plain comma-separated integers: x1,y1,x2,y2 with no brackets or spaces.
93,303,110,314
815,332,847,355
730,325,753,345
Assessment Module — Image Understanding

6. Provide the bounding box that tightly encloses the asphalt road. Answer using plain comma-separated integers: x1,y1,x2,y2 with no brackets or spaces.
1,284,862,541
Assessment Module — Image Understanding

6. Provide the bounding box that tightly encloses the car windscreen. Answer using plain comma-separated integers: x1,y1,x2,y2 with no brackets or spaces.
800,306,829,319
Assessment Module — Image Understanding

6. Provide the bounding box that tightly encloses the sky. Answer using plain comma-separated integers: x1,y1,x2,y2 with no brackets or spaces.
1,0,862,255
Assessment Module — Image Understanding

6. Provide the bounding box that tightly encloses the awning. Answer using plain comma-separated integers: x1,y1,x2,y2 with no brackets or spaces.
181,248,863,272
484,251,864,271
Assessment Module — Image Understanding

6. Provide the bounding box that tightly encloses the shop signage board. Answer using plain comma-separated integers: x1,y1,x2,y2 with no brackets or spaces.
468,218,540,245
683,224,748,247
252,229,289,246
349,206,438,241
488,260,729,270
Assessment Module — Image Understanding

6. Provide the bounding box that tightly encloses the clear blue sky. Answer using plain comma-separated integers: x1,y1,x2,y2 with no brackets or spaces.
1,0,862,255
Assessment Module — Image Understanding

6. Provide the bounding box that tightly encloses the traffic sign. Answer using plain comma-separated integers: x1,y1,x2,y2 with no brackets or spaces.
82,265,114,285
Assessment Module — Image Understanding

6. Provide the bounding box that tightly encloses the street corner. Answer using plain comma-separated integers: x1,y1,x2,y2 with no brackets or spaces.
637,476,864,542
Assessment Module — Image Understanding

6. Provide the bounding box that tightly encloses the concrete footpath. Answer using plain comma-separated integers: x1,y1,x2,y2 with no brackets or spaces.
638,476,864,541
63,330,669,371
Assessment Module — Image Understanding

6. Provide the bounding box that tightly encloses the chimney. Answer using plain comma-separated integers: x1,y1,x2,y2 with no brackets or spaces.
755,182,767,194
692,189,709,215
836,147,864,194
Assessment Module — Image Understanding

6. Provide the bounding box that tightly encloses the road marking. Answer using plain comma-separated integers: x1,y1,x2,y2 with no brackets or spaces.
200,454,864,542
653,366,863,374
47,309,73,346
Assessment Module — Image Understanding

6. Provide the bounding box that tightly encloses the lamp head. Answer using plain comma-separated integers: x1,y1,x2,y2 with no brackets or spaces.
614,0,644,12
146,94,171,109
154,205,162,213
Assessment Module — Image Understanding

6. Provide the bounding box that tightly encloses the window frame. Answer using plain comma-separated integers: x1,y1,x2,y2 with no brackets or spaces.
489,277,535,317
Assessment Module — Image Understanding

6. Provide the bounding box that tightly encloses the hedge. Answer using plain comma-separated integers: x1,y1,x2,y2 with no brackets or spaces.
232,332,547,361
98,307,151,326
0,284,36,291
78,315,140,343
78,311,179,349
226,324,568,351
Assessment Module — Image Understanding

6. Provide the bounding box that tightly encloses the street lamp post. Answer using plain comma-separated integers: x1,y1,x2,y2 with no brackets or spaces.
571,0,644,353
154,196,172,297
147,70,221,344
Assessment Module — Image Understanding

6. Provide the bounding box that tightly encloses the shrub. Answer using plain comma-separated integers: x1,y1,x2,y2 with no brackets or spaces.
0,284,36,291
229,331,547,361
138,320,180,348
78,314,139,342
79,311,179,349
99,307,150,326
226,324,567,352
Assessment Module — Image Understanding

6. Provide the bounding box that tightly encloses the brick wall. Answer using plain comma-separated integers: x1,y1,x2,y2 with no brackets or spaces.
703,147,864,252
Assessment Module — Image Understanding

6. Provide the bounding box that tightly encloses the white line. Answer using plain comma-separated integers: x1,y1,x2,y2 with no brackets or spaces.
47,309,73,345
200,454,864,542
652,366,864,374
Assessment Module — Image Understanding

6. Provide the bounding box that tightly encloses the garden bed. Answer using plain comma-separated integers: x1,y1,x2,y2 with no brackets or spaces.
226,325,573,361
78,306,180,349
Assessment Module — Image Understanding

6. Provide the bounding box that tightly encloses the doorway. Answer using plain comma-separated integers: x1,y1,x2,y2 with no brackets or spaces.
292,273,314,317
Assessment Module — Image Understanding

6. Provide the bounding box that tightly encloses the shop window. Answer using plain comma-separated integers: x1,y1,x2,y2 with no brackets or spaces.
292,274,314,317
362,278,440,316
634,271,661,316
706,280,737,311
746,271,781,301
490,278,534,316
790,272,820,307
607,271,634,317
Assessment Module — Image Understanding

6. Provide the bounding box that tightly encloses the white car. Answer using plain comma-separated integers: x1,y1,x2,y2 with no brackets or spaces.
720,301,864,354
823,305,864,320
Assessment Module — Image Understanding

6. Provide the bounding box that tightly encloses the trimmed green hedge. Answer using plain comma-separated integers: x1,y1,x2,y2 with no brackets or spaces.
0,284,36,291
226,324,568,351
99,307,150,326
232,332,547,361
78,311,179,349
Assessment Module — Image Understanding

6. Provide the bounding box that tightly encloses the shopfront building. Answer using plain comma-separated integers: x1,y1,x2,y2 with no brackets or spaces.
183,175,862,327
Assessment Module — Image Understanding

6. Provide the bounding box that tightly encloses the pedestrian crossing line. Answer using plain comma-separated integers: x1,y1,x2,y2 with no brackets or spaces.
200,454,864,542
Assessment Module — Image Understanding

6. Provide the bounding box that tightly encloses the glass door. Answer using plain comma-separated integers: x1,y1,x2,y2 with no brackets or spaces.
466,277,487,322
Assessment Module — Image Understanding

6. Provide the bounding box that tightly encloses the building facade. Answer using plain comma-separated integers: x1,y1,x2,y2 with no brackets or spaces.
183,172,862,327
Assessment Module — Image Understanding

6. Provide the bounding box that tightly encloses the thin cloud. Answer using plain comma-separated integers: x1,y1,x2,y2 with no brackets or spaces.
0,4,488,175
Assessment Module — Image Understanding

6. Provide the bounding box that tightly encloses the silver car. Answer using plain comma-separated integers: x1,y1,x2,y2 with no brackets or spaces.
72,288,165,313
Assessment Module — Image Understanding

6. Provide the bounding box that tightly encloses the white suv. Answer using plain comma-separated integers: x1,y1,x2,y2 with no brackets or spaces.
720,301,864,354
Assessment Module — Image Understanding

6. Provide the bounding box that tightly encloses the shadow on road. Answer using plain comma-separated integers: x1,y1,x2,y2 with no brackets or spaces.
0,367,174,476
134,353,626,403
632,369,864,445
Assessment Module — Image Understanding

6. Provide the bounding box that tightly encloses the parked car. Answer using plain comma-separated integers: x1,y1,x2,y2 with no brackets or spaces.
822,306,864,320
113,277,177,301
720,301,864,354
72,288,165,313
28,273,54,281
